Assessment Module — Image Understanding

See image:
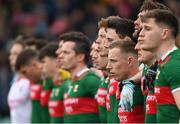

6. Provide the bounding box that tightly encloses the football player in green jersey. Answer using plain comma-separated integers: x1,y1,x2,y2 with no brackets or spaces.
139,9,180,123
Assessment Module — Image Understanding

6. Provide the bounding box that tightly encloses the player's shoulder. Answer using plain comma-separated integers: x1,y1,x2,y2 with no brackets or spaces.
17,77,30,83
161,49,180,68
85,70,101,79
16,76,31,87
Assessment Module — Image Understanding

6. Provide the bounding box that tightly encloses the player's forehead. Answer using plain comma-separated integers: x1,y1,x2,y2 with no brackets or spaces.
108,48,121,58
142,18,157,27
98,27,106,36
61,41,75,51
138,10,147,17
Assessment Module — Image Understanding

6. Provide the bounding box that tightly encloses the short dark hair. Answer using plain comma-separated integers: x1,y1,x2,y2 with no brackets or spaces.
140,0,170,12
109,39,137,56
39,42,58,60
142,9,179,38
59,31,91,64
15,49,38,71
25,38,47,50
105,16,136,43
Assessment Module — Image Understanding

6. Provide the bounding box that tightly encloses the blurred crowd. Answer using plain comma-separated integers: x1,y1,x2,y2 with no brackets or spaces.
0,0,180,118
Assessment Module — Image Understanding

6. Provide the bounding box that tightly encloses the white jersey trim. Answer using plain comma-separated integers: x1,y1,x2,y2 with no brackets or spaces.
172,87,180,93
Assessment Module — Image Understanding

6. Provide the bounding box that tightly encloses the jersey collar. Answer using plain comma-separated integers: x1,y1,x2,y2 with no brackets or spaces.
160,46,177,61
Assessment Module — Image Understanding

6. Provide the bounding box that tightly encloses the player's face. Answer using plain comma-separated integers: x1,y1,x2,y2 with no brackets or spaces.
56,41,64,67
90,42,99,68
58,42,79,71
41,56,58,78
96,27,108,48
107,48,128,81
25,58,42,82
134,11,147,34
96,48,108,70
135,43,154,65
105,28,119,48
9,43,23,71
138,18,162,52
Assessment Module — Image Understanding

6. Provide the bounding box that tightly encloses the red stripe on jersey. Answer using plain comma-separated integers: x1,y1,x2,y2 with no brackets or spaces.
146,93,157,114
97,88,108,106
40,90,51,106
64,97,98,115
48,100,64,117
155,86,176,105
109,81,119,95
118,105,144,123
30,84,42,100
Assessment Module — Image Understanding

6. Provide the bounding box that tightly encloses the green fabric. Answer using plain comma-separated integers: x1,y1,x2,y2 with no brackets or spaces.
31,100,43,123
42,78,54,90
107,81,119,123
41,106,50,123
143,65,156,123
40,78,54,123
155,49,180,123
31,80,43,123
97,77,109,123
64,71,100,123
49,85,63,123
106,79,118,123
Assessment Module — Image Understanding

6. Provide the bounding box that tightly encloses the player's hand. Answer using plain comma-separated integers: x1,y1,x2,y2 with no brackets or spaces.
119,80,135,112
141,61,158,93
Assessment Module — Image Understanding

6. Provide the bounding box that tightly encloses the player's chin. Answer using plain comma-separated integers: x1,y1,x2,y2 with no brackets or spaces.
109,73,116,78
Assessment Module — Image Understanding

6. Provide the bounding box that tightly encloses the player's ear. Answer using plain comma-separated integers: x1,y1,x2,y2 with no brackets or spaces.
20,66,28,74
77,53,85,63
127,56,135,66
161,28,170,40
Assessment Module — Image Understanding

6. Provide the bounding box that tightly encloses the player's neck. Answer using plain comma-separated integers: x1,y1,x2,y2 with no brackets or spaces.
71,63,88,78
127,67,139,80
156,39,176,60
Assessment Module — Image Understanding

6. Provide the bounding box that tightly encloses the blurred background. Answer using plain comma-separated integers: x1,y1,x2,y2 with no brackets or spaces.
0,0,179,122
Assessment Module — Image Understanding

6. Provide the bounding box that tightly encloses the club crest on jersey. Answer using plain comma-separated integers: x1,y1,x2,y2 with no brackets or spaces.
73,84,79,92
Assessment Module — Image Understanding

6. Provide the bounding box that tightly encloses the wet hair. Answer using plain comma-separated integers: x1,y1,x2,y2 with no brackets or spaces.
141,9,179,38
109,39,137,56
39,42,58,60
15,49,38,71
59,31,91,64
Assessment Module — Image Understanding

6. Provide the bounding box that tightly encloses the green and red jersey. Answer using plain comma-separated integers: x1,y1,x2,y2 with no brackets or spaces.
106,78,119,123
40,78,54,123
48,76,71,123
48,84,64,123
142,65,157,123
96,77,109,123
154,48,180,123
30,80,43,123
64,69,100,123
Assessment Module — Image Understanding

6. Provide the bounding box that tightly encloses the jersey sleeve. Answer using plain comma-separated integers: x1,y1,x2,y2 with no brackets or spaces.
165,60,180,92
